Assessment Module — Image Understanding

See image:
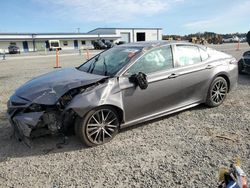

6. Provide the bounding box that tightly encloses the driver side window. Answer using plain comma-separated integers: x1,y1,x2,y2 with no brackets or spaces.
127,46,173,75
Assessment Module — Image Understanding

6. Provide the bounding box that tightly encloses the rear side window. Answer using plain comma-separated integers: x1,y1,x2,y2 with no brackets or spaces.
175,45,201,67
199,47,209,61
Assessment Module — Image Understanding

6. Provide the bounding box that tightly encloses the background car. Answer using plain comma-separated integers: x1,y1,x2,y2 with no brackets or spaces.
93,39,113,49
238,51,250,74
103,40,113,48
8,45,20,54
93,40,107,49
116,41,126,45
7,41,238,147
48,40,62,51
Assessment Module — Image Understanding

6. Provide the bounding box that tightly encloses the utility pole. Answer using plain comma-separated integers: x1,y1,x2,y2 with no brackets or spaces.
32,34,36,52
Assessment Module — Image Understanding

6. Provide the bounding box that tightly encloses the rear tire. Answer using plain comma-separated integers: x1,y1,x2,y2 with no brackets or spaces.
75,106,120,147
205,77,228,107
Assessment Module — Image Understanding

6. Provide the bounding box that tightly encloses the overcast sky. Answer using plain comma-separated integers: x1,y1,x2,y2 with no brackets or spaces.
1,0,249,35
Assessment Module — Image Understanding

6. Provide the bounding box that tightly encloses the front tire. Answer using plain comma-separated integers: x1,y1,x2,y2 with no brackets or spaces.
205,77,228,107
75,106,120,147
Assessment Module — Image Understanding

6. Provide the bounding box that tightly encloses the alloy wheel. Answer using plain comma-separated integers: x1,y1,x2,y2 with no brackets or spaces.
211,80,227,104
86,109,119,144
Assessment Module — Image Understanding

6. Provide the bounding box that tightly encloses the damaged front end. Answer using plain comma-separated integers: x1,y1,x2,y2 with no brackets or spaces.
7,90,77,145
7,77,107,146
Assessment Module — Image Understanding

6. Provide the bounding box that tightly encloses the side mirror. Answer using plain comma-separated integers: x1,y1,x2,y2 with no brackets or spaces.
129,72,148,90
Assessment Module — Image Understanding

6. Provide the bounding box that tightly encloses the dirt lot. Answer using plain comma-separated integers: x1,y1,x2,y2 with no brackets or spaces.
0,43,249,187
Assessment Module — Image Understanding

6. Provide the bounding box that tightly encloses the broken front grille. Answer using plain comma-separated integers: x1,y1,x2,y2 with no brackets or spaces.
7,100,27,117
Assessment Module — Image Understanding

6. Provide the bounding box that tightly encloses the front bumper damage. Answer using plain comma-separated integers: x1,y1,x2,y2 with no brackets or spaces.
7,98,64,146
8,112,44,146
6,73,122,146
12,112,44,137
7,108,69,147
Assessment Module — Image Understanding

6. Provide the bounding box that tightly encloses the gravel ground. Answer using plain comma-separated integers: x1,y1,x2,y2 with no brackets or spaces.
0,43,249,187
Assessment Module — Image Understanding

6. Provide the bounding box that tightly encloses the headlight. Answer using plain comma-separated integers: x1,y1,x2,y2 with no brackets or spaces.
28,104,42,112
81,84,97,93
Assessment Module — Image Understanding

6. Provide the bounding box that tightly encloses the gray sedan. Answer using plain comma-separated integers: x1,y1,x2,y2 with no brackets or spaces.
7,41,238,147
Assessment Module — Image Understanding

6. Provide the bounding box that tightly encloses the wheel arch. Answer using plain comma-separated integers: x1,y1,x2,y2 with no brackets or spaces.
205,73,230,107
215,74,230,92
97,104,124,125
204,72,230,102
71,104,125,125
212,72,231,92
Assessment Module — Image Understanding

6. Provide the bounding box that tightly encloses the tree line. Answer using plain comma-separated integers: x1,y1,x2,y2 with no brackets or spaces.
163,31,248,41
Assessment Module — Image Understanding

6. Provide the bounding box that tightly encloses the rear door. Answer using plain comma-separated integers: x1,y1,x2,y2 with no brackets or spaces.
170,44,214,105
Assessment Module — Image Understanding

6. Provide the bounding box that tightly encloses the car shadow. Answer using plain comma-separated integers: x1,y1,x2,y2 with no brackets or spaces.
238,74,250,86
0,105,207,162
0,112,87,162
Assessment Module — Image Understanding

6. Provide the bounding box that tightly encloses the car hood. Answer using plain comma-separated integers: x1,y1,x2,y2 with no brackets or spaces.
13,68,108,105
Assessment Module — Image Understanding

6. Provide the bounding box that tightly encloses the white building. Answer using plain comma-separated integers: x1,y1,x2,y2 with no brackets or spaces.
0,33,120,53
0,28,163,53
88,28,162,43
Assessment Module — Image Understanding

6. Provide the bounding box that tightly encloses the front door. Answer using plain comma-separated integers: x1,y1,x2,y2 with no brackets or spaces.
120,45,179,123
74,40,78,49
23,41,29,52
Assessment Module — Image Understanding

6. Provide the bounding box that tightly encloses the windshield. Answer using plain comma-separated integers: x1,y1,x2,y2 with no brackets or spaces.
78,46,142,76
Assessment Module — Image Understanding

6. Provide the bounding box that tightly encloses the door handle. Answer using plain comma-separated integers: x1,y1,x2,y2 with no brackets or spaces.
168,73,179,79
206,65,214,69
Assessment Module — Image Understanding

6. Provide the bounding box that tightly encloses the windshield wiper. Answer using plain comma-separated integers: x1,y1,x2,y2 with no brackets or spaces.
88,55,100,73
103,57,108,76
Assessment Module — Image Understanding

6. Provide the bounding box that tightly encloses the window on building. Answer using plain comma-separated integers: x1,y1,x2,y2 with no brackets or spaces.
10,42,17,46
136,32,146,41
175,45,202,67
81,41,86,45
63,41,68,46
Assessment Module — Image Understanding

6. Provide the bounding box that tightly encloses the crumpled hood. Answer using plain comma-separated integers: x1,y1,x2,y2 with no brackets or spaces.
13,68,107,105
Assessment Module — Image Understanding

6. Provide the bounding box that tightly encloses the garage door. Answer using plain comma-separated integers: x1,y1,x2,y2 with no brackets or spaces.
36,41,46,51
120,33,130,43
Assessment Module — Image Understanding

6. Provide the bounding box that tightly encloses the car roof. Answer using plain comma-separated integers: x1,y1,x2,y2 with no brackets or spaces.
119,40,191,49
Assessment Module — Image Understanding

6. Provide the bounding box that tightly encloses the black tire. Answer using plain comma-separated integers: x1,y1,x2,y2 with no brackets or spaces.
75,106,120,147
205,77,228,107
